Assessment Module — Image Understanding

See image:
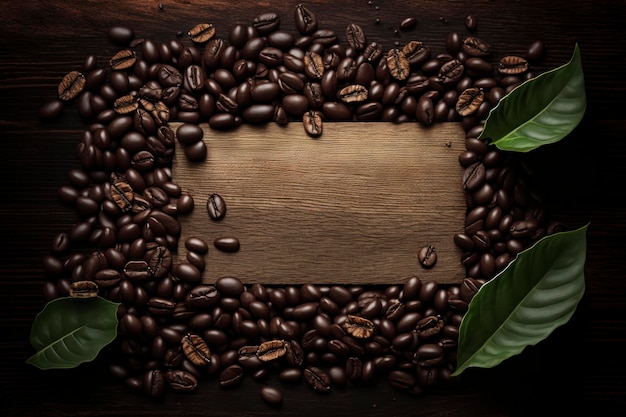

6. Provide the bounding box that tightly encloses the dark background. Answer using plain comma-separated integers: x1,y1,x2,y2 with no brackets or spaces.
1,1,625,415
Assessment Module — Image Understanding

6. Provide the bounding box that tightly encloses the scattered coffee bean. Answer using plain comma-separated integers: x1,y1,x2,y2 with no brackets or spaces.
260,385,283,407
400,17,417,31
206,193,227,220
214,236,240,252
417,245,437,268
188,23,216,43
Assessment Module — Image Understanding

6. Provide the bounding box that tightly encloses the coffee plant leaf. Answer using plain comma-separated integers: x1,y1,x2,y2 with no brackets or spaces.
479,44,586,152
27,296,119,369
453,224,588,376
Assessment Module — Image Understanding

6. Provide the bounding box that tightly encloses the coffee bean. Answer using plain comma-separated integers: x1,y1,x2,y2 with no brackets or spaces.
498,56,529,75
219,364,244,388
110,49,136,70
463,162,486,191
181,333,212,366
438,59,464,85
456,87,485,116
106,26,135,45
345,23,366,51
257,339,287,362
39,99,64,121
295,3,318,35
302,110,323,137
213,236,240,252
304,366,331,393
188,23,216,44
417,245,437,268
463,36,490,56
526,40,545,62
465,15,478,31
144,369,165,398
58,71,86,101
400,17,417,31
342,315,374,339
386,49,409,80
165,370,197,392
260,385,283,407
69,280,98,298
337,84,368,103
304,51,324,80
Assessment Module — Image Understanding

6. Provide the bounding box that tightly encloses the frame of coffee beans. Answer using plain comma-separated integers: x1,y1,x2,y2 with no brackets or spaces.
39,3,562,407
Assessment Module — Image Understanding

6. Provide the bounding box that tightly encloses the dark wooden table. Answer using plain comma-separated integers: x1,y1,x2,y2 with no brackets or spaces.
1,1,625,415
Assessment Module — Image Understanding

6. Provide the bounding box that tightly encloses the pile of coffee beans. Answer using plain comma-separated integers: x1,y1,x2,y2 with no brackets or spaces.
38,3,565,407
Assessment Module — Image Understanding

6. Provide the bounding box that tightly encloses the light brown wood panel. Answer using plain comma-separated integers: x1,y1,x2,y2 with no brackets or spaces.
173,122,466,284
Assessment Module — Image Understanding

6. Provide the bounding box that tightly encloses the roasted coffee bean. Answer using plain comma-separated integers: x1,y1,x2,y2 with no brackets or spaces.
304,366,331,393
39,99,64,121
123,260,151,281
465,14,478,31
144,369,165,398
400,17,417,31
526,40,545,62
175,123,203,145
345,23,366,51
416,315,444,338
202,193,227,221
188,23,215,43
260,385,283,407
213,236,240,252
386,49,409,80
295,3,318,35
147,297,176,317
165,370,197,392
106,26,135,45
113,95,138,114
498,56,529,75
94,268,122,288
463,36,490,56
58,71,86,101
312,29,337,47
456,87,484,116
302,110,323,137
463,162,486,191
388,369,417,391
342,315,374,339
418,245,437,268
438,59,464,85
257,339,287,362
181,333,211,366
414,343,445,367
219,364,244,388
69,280,98,298
416,95,434,126
183,65,205,91
402,41,430,67
303,82,324,108
460,277,483,302
252,12,280,35
304,51,324,80
110,49,136,70
332,84,366,104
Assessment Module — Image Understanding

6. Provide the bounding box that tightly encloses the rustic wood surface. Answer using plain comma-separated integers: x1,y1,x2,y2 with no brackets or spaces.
1,0,626,416
173,123,465,284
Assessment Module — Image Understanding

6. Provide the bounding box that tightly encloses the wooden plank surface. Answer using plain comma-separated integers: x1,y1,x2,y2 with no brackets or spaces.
173,122,466,284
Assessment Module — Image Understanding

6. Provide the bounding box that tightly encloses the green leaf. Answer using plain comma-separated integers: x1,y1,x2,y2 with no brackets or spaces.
453,224,588,376
27,296,120,370
479,44,586,152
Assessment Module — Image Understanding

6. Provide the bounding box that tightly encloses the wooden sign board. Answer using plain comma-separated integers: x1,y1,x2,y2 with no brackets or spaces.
172,122,466,285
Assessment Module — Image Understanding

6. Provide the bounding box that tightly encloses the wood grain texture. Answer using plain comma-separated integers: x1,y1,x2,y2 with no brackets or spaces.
174,122,466,284
1,1,626,416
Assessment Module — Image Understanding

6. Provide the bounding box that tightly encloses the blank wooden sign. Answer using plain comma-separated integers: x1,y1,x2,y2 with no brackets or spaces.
172,122,466,285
